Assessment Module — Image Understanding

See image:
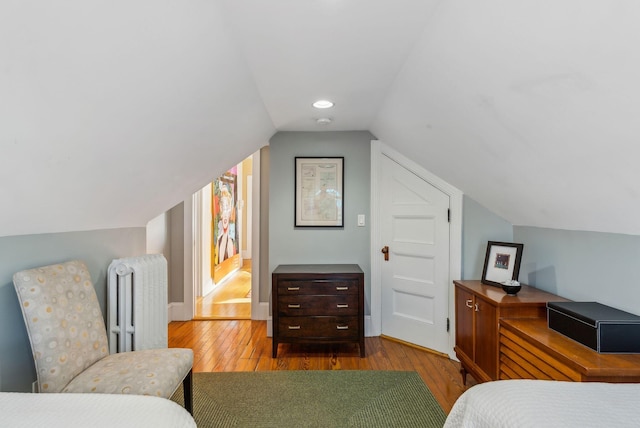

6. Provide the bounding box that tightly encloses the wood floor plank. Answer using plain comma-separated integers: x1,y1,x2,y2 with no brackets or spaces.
169,319,470,413
195,261,251,320
405,346,455,413
179,265,472,411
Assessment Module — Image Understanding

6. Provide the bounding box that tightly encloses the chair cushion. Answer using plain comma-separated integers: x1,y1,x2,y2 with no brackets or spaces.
63,348,193,398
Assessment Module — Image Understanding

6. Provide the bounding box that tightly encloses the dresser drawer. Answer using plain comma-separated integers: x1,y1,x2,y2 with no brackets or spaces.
278,279,358,295
272,264,365,357
278,294,359,316
278,316,359,339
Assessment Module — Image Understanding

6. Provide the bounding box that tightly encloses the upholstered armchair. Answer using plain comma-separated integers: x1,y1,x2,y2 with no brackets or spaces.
13,260,193,414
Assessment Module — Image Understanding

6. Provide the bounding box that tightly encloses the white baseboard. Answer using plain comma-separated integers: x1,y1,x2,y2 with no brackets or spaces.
202,276,214,298
364,315,374,337
252,302,269,321
168,302,189,322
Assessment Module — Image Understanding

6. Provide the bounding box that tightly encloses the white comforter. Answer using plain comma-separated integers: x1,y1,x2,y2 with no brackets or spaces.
444,379,640,428
0,392,196,428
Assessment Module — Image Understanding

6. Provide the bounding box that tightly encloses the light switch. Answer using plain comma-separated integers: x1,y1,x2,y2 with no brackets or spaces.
357,214,365,227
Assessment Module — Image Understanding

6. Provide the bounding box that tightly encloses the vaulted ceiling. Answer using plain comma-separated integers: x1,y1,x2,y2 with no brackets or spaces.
2,0,639,237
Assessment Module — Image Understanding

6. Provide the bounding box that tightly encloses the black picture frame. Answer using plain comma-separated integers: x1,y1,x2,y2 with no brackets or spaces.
481,241,524,287
294,157,344,227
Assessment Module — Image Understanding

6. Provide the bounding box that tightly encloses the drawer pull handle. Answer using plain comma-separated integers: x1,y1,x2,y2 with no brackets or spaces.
288,325,301,330
465,299,473,309
288,304,301,308
287,287,300,291
336,304,349,308
336,286,349,291
336,325,349,330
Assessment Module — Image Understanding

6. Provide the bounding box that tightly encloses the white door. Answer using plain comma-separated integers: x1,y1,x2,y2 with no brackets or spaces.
380,155,450,353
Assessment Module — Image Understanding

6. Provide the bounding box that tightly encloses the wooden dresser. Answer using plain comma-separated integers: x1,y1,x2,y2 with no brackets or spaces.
454,280,566,384
500,318,640,382
272,264,365,358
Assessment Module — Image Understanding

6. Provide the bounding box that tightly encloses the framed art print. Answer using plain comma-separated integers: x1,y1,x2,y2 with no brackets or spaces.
295,157,344,227
481,241,524,287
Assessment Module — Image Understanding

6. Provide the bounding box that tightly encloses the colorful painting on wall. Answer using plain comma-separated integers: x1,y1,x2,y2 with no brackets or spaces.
213,167,238,269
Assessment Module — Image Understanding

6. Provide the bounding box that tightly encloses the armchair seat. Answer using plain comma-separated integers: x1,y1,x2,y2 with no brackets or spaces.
62,348,192,397
13,260,193,413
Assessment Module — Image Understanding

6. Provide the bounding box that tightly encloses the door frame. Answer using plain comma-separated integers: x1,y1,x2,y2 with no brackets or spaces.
370,140,462,358
186,149,265,321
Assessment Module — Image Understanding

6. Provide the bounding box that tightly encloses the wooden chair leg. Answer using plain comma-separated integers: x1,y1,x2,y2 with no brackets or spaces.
183,369,193,415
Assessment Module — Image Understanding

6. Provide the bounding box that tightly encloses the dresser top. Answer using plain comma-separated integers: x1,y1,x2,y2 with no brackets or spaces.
273,264,363,274
501,318,640,377
454,280,568,306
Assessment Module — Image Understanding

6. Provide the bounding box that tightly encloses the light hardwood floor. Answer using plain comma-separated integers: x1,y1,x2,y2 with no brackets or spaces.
168,319,475,414
195,261,251,319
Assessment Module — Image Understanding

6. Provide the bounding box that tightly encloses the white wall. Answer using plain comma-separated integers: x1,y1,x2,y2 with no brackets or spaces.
147,212,170,256
0,0,275,238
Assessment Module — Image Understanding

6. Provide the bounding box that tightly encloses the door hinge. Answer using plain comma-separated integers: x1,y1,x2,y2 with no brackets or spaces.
446,317,450,332
447,209,451,223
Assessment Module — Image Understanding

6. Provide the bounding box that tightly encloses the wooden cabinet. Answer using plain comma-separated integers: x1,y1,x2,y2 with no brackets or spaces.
453,280,565,384
455,287,474,365
454,283,498,383
272,264,365,358
500,318,640,383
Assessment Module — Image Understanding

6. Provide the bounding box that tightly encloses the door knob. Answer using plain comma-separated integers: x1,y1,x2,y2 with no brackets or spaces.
381,246,389,261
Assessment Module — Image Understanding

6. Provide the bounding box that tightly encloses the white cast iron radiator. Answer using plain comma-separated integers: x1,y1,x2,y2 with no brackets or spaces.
107,254,168,353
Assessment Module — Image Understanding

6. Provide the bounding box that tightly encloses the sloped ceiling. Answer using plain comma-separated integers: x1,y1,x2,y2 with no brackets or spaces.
1,0,275,236
372,1,640,236
2,0,639,237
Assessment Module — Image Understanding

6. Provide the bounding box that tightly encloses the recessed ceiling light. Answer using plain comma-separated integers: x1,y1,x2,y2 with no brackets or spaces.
312,100,334,109
316,117,332,125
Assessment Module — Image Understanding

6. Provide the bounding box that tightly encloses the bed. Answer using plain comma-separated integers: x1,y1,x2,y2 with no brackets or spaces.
444,379,640,428
0,392,196,428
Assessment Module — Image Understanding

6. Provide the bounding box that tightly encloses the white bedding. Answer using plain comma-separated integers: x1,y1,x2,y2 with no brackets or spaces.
444,380,640,428
0,392,196,428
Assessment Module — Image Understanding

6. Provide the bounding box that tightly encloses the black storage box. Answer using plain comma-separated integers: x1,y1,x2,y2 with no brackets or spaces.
547,301,640,353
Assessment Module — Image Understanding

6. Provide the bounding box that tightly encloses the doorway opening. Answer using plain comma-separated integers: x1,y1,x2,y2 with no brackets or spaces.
370,140,462,358
193,155,254,320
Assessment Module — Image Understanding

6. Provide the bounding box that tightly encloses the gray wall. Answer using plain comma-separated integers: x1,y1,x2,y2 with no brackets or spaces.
169,203,185,303
268,131,372,311
259,146,270,304
0,228,145,392
515,226,640,315
462,196,514,279
462,198,640,316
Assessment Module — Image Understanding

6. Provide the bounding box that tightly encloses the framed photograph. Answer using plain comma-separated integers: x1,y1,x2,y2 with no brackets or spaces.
481,241,524,287
295,157,344,227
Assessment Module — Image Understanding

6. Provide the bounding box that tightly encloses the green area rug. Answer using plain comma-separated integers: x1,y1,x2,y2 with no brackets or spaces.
171,371,446,428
